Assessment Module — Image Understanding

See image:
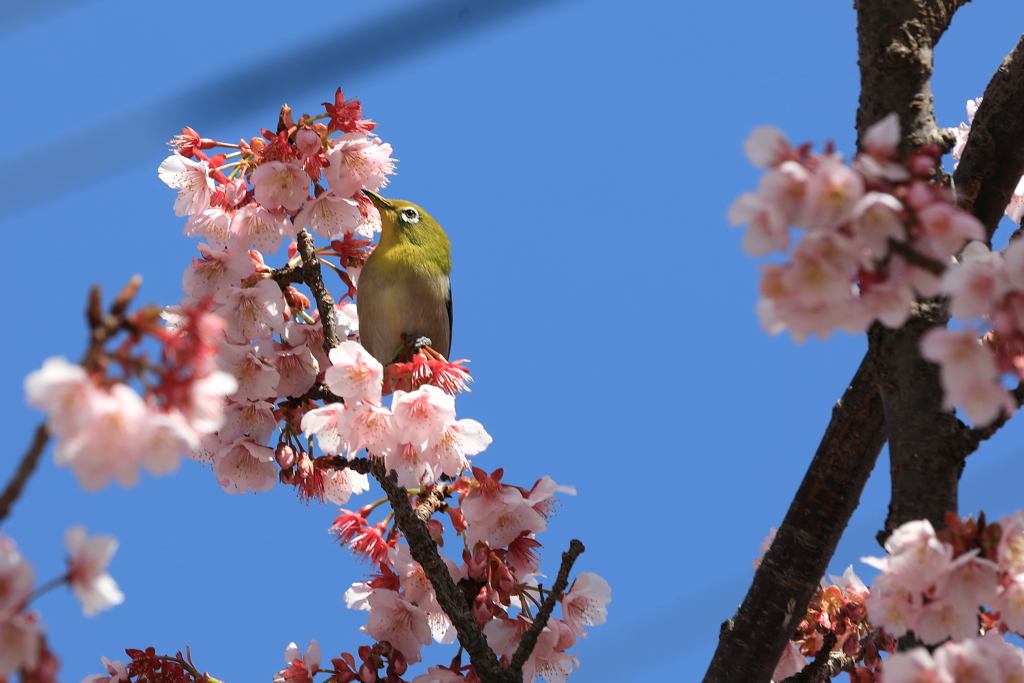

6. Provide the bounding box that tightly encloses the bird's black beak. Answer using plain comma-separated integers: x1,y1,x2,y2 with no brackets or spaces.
361,189,392,210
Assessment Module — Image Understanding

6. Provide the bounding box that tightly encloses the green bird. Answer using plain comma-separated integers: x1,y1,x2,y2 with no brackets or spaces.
357,190,452,365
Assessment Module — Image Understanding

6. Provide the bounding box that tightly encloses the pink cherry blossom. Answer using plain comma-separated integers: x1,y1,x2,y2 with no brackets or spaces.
934,551,999,613
863,572,920,638
1001,239,1024,292
995,573,1024,634
866,519,953,592
391,385,456,449
0,613,40,677
773,642,808,681
223,178,248,206
1008,176,1024,224
914,202,984,262
65,526,125,617
879,647,942,683
933,639,1002,683
411,666,467,683
182,243,255,299
383,440,437,488
213,438,276,494
920,327,1014,426
137,411,196,476
176,370,237,436
759,161,809,227
387,544,459,644
323,134,396,197
803,155,864,229
364,590,432,664
296,128,322,159
862,112,901,158
158,154,213,217
324,341,383,404
295,192,363,239
462,471,548,549
726,191,790,257
81,656,130,683
229,204,293,254
0,536,33,620
284,319,330,370
560,572,611,638
743,126,793,168
184,208,233,247
859,256,916,329
220,400,277,445
914,596,980,644
942,241,1007,321
53,383,150,490
213,279,286,344
272,343,319,398
322,467,369,506
999,511,1024,576
484,617,577,683
24,357,99,438
428,418,492,479
216,341,280,402
302,403,348,456
251,160,310,213
273,640,320,683
340,402,394,457
851,192,905,257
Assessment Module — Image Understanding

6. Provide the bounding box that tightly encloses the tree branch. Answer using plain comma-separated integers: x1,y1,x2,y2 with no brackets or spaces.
509,540,584,675
0,424,50,526
952,33,1024,241
702,362,886,683
296,228,341,355
367,459,514,683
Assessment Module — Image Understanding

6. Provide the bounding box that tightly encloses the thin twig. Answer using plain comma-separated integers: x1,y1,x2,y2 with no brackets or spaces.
509,540,585,674
0,424,50,526
296,228,340,355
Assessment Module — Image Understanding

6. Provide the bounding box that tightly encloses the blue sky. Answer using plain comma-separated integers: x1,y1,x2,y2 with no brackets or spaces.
1,1,1023,681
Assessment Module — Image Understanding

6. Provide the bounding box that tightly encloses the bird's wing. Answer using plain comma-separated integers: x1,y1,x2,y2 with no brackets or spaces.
446,278,453,356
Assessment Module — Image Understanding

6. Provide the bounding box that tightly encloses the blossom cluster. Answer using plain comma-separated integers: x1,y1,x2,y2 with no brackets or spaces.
0,528,122,680
862,513,1024,648
729,114,984,344
881,634,1024,683
25,302,237,490
160,88,389,253
918,237,1024,425
772,567,893,681
330,471,609,683
40,89,610,683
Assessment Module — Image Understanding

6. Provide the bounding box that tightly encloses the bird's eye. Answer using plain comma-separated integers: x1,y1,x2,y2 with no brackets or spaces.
400,207,420,223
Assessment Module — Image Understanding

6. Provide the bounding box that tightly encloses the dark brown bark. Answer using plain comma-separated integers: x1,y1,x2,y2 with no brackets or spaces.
952,33,1024,242
700,3,1024,682
702,363,886,683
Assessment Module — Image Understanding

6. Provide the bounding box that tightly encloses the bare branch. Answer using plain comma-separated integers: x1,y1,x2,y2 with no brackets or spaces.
509,540,584,674
952,33,1024,241
0,424,50,526
702,362,886,683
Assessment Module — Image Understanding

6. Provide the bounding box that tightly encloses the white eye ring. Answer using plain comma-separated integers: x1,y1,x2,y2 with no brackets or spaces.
400,207,420,224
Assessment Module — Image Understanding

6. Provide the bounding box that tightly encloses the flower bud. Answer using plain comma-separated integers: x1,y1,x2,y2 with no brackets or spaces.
279,467,297,485
297,452,314,480
284,286,311,311
275,444,297,469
